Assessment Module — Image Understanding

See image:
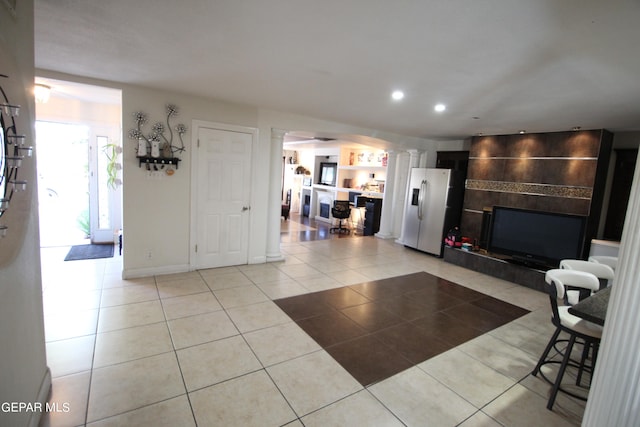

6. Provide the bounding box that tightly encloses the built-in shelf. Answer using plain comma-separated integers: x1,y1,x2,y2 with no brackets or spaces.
137,156,181,169
338,165,387,171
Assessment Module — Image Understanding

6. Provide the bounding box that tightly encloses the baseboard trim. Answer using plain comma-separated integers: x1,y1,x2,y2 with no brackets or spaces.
28,367,52,427
122,264,190,279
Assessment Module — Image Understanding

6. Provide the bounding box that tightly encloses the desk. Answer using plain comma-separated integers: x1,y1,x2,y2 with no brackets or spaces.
568,286,611,326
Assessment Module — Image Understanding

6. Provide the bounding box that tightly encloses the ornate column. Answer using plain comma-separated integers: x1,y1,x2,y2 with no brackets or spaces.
392,152,411,237
375,150,397,239
582,150,640,426
396,150,422,245
266,128,286,262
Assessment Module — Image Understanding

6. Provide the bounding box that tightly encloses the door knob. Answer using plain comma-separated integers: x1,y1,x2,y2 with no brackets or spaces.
242,206,250,212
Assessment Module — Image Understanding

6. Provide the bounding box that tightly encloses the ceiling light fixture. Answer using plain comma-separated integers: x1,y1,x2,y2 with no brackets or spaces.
34,83,51,103
434,103,446,112
391,90,404,101
519,130,526,134
572,126,581,131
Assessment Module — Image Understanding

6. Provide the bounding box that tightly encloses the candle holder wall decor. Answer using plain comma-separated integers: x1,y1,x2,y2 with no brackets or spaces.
0,74,34,238
128,104,187,173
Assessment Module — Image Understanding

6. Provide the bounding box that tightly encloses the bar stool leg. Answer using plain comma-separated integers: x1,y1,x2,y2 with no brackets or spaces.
532,328,561,376
548,334,577,410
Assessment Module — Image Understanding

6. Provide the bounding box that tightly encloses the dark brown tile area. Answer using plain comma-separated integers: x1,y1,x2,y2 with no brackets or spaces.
325,335,414,386
295,310,367,347
274,271,529,386
341,302,405,332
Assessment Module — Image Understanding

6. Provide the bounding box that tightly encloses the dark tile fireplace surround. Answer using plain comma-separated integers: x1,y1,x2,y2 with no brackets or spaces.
461,129,613,254
447,129,613,289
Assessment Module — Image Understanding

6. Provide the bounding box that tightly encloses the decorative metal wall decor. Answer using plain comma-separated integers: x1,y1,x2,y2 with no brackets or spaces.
128,104,187,172
0,73,33,238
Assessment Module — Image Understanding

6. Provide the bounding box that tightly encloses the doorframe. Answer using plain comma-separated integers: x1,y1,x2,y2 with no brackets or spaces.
189,120,258,271
88,125,122,243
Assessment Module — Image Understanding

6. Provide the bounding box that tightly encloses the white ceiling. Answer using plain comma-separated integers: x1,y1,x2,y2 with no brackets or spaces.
34,0,640,141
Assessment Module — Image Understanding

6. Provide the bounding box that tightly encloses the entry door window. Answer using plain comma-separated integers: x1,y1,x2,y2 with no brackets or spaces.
95,135,111,230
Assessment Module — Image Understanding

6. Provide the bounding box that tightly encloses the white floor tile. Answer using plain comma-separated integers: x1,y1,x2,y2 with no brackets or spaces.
177,335,262,391
86,395,195,427
369,367,477,427
167,310,238,349
190,370,297,427
244,321,321,366
301,390,404,427
86,352,184,423
267,351,362,416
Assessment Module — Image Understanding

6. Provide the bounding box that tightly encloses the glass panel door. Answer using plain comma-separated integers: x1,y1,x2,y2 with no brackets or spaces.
89,133,116,243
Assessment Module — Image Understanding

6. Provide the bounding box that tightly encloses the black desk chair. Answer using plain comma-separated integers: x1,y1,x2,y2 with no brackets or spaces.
281,189,291,220
330,200,351,234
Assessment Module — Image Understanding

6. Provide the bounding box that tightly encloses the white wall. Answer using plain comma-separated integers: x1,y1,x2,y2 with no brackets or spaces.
0,1,50,427
35,76,449,279
121,85,260,277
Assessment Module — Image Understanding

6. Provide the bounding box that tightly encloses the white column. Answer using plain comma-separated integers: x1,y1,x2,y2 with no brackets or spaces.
392,152,411,237
266,128,286,263
419,151,428,168
375,150,398,239
582,149,640,426
396,150,422,245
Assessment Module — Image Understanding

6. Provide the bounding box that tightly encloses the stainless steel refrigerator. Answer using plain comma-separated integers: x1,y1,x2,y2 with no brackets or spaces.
402,168,464,256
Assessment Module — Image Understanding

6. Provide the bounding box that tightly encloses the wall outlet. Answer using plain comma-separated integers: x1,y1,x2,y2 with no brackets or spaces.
146,250,153,260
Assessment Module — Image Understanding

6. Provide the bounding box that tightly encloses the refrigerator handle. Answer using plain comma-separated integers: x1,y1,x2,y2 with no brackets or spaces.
418,179,427,220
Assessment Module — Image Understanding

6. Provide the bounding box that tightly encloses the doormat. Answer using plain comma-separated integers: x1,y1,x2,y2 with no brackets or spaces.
64,244,114,261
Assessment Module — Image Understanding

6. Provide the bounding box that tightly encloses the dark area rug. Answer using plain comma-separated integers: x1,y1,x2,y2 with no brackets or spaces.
64,244,114,261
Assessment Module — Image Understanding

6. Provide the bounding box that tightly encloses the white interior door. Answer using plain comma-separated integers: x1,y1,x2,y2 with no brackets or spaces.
194,125,252,268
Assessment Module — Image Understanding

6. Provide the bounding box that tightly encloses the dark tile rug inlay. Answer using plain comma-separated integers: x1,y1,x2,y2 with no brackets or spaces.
274,271,529,386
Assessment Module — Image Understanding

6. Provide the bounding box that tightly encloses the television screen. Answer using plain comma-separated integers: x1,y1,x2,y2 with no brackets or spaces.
488,206,587,268
319,162,337,186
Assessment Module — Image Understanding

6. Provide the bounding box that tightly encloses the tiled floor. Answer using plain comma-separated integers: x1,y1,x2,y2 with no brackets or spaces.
275,272,530,386
39,216,587,426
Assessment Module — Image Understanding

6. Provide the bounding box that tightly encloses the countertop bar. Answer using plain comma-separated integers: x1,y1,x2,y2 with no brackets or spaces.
568,286,611,326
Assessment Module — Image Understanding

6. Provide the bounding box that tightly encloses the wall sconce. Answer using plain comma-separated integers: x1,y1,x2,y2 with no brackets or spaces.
34,83,51,103
0,74,34,238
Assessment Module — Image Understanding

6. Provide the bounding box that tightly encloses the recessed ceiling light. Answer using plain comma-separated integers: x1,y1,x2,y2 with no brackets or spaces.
519,130,526,134
434,103,446,112
391,90,404,101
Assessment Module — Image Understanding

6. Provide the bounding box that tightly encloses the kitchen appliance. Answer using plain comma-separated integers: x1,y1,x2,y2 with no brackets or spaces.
402,168,464,256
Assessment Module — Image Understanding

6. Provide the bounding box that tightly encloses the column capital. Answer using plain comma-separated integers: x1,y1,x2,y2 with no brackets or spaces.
270,128,287,141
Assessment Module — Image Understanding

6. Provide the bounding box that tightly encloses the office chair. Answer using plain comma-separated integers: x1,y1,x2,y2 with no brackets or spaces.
532,269,602,410
281,189,291,220
330,200,351,234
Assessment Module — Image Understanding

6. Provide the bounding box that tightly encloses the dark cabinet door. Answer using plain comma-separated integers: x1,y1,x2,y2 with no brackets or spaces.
604,149,637,240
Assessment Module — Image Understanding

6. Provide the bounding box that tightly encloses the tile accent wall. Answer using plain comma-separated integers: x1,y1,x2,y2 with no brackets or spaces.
461,129,613,247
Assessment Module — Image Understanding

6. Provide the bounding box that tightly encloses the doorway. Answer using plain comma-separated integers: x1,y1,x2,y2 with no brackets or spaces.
36,121,91,246
35,78,123,248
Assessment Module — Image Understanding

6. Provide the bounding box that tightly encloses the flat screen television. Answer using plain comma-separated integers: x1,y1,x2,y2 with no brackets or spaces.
488,206,587,269
318,162,337,186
